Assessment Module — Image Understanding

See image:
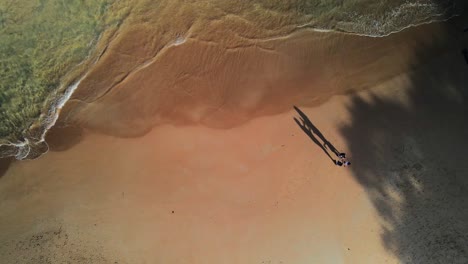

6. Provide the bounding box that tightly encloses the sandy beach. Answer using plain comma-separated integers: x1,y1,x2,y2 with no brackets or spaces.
1,10,468,264
1,92,395,263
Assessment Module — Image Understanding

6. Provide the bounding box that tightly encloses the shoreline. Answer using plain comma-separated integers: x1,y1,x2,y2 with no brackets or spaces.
300,12,461,38
0,25,122,160
0,14,464,160
0,74,88,160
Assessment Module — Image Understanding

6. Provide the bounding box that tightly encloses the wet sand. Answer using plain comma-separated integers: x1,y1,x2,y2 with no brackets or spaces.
1,14,468,264
61,17,461,137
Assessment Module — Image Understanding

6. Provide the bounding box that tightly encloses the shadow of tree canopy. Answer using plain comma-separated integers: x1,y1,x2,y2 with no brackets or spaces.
340,10,468,263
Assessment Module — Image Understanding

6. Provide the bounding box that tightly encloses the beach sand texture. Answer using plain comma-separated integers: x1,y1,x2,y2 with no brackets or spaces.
0,2,468,264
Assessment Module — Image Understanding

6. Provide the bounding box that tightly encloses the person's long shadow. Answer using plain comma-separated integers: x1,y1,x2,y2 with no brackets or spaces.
293,106,341,164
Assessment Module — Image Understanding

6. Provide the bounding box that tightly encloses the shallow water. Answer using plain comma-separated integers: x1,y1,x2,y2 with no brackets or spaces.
0,0,466,159
0,0,126,157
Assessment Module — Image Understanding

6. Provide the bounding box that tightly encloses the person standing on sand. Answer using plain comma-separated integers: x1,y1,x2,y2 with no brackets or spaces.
337,153,351,167
293,106,348,166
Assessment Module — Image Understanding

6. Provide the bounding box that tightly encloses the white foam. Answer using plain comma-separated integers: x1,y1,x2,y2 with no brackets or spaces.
173,36,187,46
299,13,460,38
0,75,86,160
296,2,459,39
309,28,334,33
0,30,115,159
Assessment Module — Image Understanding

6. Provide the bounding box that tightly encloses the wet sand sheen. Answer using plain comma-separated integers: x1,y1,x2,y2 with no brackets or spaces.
60,19,460,137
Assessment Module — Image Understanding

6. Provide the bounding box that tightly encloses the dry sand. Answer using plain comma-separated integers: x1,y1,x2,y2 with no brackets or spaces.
0,93,394,263
1,14,468,264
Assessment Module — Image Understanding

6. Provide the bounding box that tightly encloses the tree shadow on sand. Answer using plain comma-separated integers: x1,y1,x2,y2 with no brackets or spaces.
293,106,341,164
339,11,468,263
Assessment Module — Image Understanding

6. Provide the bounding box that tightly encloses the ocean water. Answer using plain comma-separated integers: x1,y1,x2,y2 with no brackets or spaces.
0,0,466,159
